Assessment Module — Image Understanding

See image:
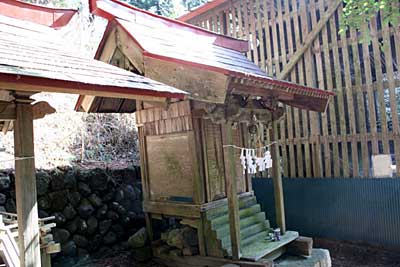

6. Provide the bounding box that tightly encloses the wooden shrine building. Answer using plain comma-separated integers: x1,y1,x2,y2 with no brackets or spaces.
76,0,334,265
0,1,186,266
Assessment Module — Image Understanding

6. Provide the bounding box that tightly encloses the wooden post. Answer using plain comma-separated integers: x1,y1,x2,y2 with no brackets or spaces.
222,123,241,260
14,101,41,267
270,120,286,234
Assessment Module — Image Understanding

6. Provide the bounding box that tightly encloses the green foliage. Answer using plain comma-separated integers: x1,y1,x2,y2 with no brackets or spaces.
340,0,399,42
23,0,68,7
181,0,208,11
126,0,208,17
126,0,174,17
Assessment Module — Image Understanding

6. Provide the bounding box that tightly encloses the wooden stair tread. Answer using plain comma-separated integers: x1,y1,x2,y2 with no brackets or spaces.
240,231,299,261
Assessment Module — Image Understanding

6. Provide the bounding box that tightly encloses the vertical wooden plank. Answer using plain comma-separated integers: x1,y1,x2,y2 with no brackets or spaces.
201,121,211,202
14,102,41,267
361,24,378,156
311,1,331,177
271,119,286,234
249,0,259,65
269,0,288,177
339,5,359,177
231,1,238,39
370,17,389,154
190,119,206,204
394,4,400,176
198,214,207,256
256,0,266,70
381,12,400,175
298,2,312,177
221,123,241,260
291,2,304,177
276,0,287,65
350,28,368,176
144,213,154,242
236,1,244,39
263,0,273,75
270,0,280,76
285,0,296,177
220,10,228,35
329,9,349,177
322,16,339,177
308,0,322,177
242,0,252,60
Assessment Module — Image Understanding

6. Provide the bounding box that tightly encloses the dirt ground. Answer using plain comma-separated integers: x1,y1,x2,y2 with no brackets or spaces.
314,238,400,267
65,239,400,267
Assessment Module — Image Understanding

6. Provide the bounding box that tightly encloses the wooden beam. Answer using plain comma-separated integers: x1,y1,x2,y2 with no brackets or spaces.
277,0,342,80
0,101,55,121
0,81,171,103
32,101,56,120
0,103,16,120
0,90,15,102
2,121,11,134
14,101,41,267
142,201,201,218
222,123,241,260
270,119,286,234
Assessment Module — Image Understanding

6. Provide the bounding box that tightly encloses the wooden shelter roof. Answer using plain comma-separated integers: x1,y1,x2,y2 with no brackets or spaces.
78,0,333,113
0,5,187,122
0,0,77,28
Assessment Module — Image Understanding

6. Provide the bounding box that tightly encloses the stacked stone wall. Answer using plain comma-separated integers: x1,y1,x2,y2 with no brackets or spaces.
0,166,143,258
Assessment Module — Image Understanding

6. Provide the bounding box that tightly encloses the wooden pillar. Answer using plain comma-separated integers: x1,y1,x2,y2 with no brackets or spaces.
137,124,154,242
222,123,241,260
270,120,286,234
14,102,41,267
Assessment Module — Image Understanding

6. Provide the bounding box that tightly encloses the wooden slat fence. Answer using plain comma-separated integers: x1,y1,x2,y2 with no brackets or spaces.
183,0,400,178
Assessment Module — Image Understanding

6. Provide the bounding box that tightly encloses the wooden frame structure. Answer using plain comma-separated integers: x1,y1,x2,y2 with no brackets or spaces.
179,0,400,178
76,0,333,264
0,2,187,266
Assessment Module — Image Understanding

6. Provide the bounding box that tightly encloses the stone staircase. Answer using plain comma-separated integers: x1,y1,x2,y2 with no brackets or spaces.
204,194,298,261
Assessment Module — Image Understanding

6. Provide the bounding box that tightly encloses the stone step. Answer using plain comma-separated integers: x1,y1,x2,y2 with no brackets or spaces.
206,196,257,220
210,204,261,228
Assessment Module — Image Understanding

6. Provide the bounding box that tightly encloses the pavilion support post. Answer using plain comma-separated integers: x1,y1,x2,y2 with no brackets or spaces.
222,123,241,260
270,119,286,234
14,101,41,267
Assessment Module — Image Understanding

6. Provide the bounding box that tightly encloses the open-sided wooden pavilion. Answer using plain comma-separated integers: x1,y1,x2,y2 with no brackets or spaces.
0,1,187,266
76,0,334,265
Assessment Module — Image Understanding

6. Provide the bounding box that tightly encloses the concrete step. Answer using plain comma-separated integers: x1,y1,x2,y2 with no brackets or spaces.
206,196,257,220
240,231,299,261
210,204,262,228
214,212,266,238
221,220,270,250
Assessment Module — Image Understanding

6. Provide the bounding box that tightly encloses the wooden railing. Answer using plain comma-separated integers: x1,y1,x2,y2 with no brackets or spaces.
0,212,60,267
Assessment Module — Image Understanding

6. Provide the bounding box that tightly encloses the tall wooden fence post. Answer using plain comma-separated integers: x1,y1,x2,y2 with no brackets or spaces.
14,101,41,267
271,120,286,234
222,123,241,260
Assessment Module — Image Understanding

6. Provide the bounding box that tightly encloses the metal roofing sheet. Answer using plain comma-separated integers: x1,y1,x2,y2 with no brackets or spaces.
116,18,267,77
94,0,266,77
0,14,187,98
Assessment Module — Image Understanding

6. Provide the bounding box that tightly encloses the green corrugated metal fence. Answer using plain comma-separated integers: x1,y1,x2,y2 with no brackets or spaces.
252,178,400,248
